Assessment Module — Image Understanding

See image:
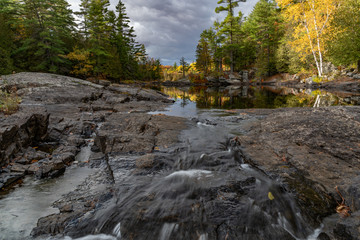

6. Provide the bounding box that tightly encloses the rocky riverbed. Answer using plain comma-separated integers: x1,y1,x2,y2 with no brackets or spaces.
0,73,359,240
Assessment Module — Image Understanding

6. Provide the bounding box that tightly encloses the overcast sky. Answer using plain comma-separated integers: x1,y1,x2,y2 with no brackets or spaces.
68,0,259,65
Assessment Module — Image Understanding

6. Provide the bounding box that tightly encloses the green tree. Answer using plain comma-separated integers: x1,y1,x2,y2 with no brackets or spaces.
180,57,189,78
0,0,21,74
87,0,111,77
196,35,212,75
112,0,142,80
76,0,91,41
327,0,360,71
244,0,284,76
14,0,75,73
215,0,246,73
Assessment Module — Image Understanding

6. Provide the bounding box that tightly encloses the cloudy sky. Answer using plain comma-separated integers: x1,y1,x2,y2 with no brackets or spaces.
68,0,259,65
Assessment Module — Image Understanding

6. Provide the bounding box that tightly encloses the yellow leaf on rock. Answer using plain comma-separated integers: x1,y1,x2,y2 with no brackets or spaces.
268,192,275,201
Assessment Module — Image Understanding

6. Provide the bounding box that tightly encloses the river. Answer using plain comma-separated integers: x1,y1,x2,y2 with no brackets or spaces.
0,84,359,240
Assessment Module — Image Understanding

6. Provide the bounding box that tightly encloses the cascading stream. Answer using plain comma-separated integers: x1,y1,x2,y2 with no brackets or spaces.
62,104,322,240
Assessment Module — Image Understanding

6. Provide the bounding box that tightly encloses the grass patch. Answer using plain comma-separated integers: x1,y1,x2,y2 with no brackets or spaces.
0,90,21,115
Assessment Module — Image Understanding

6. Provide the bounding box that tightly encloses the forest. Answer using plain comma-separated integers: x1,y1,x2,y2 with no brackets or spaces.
1,0,359,82
0,0,162,81
195,0,360,78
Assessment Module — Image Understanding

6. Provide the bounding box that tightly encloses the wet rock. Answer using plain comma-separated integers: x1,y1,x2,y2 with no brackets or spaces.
66,135,86,147
317,232,331,240
0,72,188,238
81,122,96,138
52,145,79,156
322,62,337,75
237,106,360,238
52,152,76,165
35,158,66,179
301,77,315,85
0,106,49,168
135,154,155,169
98,80,111,87
0,172,24,189
353,74,360,79
347,72,355,77
16,147,48,165
94,113,185,154
31,211,84,237
9,163,29,173
60,204,73,213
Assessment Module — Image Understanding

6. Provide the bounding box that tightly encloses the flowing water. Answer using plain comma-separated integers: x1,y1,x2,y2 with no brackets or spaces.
1,85,359,240
61,87,341,240
0,146,95,240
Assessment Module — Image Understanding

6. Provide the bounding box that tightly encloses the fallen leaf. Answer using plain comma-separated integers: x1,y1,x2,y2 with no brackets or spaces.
268,192,275,201
335,186,351,218
225,109,237,113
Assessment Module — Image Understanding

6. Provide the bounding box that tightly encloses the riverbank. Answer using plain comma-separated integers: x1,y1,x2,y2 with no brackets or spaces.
236,106,360,239
0,73,359,239
0,72,187,239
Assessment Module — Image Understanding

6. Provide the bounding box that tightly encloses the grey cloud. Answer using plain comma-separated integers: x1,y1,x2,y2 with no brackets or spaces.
70,0,259,65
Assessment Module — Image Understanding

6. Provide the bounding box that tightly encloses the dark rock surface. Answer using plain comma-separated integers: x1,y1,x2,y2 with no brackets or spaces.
236,106,360,239
0,72,186,230
1,72,360,240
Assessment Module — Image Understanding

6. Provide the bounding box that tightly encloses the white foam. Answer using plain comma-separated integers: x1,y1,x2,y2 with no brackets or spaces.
165,170,212,180
159,223,178,240
113,222,121,238
69,234,117,240
198,233,208,240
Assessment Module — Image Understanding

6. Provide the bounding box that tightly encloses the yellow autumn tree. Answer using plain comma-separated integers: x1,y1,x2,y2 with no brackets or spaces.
64,47,94,78
276,0,342,76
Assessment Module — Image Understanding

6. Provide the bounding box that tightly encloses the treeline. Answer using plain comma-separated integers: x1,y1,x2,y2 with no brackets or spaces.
0,0,161,81
196,0,360,78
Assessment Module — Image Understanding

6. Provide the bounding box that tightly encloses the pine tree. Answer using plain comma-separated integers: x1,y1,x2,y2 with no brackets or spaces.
114,0,141,79
327,0,360,70
246,0,283,76
215,0,246,73
87,0,111,77
196,35,212,75
14,0,75,73
0,0,21,74
76,0,91,41
180,57,189,78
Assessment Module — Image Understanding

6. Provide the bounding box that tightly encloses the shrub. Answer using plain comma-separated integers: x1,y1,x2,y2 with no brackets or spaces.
0,90,21,115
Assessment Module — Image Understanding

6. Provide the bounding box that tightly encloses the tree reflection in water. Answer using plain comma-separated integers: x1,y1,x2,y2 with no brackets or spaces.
160,86,358,109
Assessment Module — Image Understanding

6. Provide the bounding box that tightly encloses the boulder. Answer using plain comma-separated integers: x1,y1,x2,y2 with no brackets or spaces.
237,107,360,238
0,106,49,167
353,74,360,79
322,62,337,75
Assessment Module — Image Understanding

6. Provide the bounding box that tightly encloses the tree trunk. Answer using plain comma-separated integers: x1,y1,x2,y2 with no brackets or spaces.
230,50,234,73
358,59,360,72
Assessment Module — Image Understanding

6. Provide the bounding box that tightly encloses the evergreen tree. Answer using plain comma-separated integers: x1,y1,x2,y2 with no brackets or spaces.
14,0,75,73
113,0,140,79
245,0,283,76
180,57,189,78
87,0,111,77
76,0,91,41
202,28,224,73
0,0,21,74
215,0,246,73
196,34,212,75
327,0,360,71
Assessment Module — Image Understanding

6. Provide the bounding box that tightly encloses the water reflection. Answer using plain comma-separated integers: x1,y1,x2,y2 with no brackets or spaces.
160,86,360,109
